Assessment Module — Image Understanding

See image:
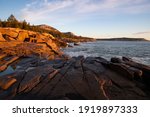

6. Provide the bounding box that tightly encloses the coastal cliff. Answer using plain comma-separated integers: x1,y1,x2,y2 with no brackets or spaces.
0,27,150,100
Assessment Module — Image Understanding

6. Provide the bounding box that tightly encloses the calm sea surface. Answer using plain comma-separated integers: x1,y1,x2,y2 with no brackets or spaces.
63,41,150,65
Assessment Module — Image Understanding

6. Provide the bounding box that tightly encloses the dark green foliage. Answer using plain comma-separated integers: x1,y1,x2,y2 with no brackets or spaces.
7,14,18,22
22,20,29,30
0,19,2,27
0,14,38,32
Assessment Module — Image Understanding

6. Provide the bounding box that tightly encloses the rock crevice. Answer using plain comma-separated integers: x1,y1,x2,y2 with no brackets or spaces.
0,56,150,100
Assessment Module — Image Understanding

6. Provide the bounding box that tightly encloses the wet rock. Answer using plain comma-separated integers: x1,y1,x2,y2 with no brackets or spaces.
104,69,147,99
83,60,106,76
0,76,17,90
22,70,58,99
74,56,84,68
122,57,150,85
111,57,123,63
108,63,134,79
95,57,109,65
18,65,53,93
53,61,66,69
64,65,90,99
122,56,132,61
0,71,26,99
0,56,150,100
128,67,143,79
0,56,19,72
84,71,107,99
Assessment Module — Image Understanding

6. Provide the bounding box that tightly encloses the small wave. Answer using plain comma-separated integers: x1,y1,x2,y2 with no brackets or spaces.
63,41,150,65
132,57,150,65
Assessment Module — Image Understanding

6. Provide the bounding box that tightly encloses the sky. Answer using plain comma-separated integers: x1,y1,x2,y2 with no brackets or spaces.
0,0,150,40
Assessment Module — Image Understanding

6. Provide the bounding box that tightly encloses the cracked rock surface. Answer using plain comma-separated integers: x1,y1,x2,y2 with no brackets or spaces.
0,56,150,100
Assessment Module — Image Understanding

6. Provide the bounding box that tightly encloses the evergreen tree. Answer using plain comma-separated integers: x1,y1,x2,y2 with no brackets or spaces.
0,19,2,27
2,20,7,27
22,20,28,29
7,14,17,22
6,14,20,28
12,20,19,28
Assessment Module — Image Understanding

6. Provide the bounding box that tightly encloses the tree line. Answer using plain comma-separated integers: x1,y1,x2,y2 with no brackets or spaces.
0,14,62,38
0,14,31,30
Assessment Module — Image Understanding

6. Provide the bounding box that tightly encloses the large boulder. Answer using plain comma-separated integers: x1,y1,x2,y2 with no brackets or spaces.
17,31,29,41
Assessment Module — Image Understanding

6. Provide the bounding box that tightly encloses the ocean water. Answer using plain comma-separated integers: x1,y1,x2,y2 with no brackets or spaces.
63,41,150,65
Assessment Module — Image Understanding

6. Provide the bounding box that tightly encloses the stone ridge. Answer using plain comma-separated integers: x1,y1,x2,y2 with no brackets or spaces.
0,56,150,100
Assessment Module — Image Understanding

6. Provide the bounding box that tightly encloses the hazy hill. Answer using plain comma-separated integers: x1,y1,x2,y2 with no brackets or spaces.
37,24,60,33
37,24,95,42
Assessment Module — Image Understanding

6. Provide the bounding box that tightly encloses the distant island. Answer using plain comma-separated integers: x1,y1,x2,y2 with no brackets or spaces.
97,37,148,41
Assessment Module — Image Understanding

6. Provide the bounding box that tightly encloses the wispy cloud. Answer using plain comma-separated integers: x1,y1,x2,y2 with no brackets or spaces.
133,31,150,35
21,0,150,23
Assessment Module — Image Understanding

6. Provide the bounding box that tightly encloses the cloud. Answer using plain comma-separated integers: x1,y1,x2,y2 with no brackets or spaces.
21,0,150,23
21,0,73,21
133,31,150,35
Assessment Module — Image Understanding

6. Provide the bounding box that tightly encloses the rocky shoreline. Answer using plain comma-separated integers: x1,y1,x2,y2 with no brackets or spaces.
0,27,150,100
0,55,150,100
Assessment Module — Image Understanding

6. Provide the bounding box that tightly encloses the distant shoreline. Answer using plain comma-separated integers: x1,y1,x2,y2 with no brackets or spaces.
96,37,149,41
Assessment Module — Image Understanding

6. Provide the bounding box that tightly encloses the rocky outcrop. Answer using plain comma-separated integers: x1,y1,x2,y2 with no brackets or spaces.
0,28,19,40
0,28,67,60
0,56,150,100
0,28,66,46
0,28,149,100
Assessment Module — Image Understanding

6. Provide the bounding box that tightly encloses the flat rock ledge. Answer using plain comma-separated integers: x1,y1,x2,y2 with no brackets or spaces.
0,56,150,100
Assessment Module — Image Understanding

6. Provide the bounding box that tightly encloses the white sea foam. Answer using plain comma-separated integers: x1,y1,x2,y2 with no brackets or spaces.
63,41,150,65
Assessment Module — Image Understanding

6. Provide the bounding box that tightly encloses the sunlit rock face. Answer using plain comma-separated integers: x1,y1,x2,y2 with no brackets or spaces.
0,32,6,41
0,27,67,78
0,27,67,59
